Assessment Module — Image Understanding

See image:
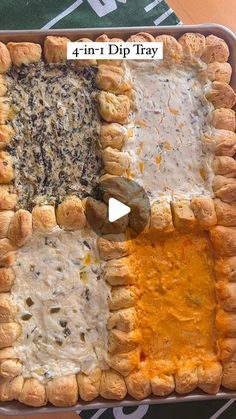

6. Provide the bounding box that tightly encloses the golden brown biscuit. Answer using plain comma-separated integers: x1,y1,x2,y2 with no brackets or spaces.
95,34,123,42
198,362,222,394
201,35,229,63
213,176,236,203
216,281,236,311
206,82,236,109
0,186,17,210
207,62,232,84
0,359,22,378
107,348,140,377
151,374,175,396
211,109,235,131
0,347,16,361
0,210,14,238
8,210,32,247
0,238,16,260
0,125,14,150
56,196,86,231
44,36,70,63
85,197,107,231
100,369,127,400
222,361,236,389
125,368,151,400
175,366,198,394
215,309,236,337
77,368,101,401
73,38,97,67
96,65,132,94
0,376,23,401
178,33,205,57
0,43,11,74
100,123,128,150
0,322,21,348
108,329,141,354
213,156,236,178
98,91,130,124
19,378,46,407
0,98,11,124
0,151,14,183
102,147,130,176
0,267,15,291
101,214,129,235
190,196,217,229
210,226,236,257
108,286,137,310
7,42,42,66
46,375,78,407
206,130,236,157
108,307,137,332
97,235,129,261
219,338,236,361
171,199,197,230
215,257,236,282
215,199,236,227
0,292,16,322
0,76,7,97
150,200,174,233
0,251,15,268
155,35,183,63
32,205,57,232
127,32,155,42
104,257,134,286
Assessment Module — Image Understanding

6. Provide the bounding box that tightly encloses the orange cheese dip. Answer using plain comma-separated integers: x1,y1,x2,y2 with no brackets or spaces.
127,230,218,376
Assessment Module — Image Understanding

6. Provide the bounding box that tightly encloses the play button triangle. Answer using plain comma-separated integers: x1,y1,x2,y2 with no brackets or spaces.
108,197,131,223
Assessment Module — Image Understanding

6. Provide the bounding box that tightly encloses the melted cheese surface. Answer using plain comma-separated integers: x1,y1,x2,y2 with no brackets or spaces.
124,61,214,201
127,230,217,376
12,229,109,382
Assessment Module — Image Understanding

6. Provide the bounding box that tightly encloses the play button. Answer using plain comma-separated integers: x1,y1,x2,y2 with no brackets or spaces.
108,198,131,222
85,176,150,240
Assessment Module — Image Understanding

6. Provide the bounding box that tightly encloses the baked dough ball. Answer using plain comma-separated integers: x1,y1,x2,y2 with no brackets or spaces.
46,375,78,406
7,42,42,67
77,368,101,401
0,251,15,268
222,361,236,389
19,378,46,407
98,91,130,124
155,35,183,63
207,62,232,84
0,267,15,291
85,197,107,231
97,234,128,261
32,205,57,232
211,109,235,131
151,374,175,396
219,338,236,361
0,151,14,184
8,210,32,247
215,309,236,337
102,147,130,176
215,199,236,227
0,210,14,238
101,214,129,235
0,42,11,74
0,76,7,97
100,123,127,150
56,196,86,231
108,286,137,310
216,281,236,311
206,82,236,109
0,322,21,348
206,130,236,157
198,362,222,394
95,34,123,42
100,369,127,400
171,199,197,230
44,36,70,63
108,329,141,354
73,38,97,67
104,257,134,286
201,35,229,63
0,186,17,210
0,238,16,260
127,32,155,42
96,65,132,94
190,196,217,229
210,226,236,257
0,125,14,150
107,348,140,376
125,368,151,400
178,32,205,57
213,176,236,203
150,200,174,233
175,366,198,394
108,307,137,332
0,359,22,378
0,347,16,361
0,292,16,322
215,256,236,282
0,376,23,401
213,156,236,178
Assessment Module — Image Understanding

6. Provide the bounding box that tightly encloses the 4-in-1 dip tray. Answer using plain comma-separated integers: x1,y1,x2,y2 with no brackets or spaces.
0,24,235,415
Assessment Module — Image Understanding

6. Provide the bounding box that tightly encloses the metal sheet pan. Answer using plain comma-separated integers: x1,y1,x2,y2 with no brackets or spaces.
0,24,235,415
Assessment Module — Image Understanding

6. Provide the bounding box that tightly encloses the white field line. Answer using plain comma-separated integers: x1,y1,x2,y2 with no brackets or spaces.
41,0,83,29
154,8,173,25
209,398,236,419
145,0,163,13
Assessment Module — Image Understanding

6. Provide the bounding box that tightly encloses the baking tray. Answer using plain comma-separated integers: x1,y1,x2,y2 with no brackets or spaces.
0,24,235,415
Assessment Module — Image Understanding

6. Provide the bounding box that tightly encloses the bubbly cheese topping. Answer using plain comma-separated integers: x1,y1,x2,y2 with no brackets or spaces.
124,60,214,201
11,229,109,382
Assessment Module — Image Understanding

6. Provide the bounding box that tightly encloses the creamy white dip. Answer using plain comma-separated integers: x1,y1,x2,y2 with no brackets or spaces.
11,228,109,382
